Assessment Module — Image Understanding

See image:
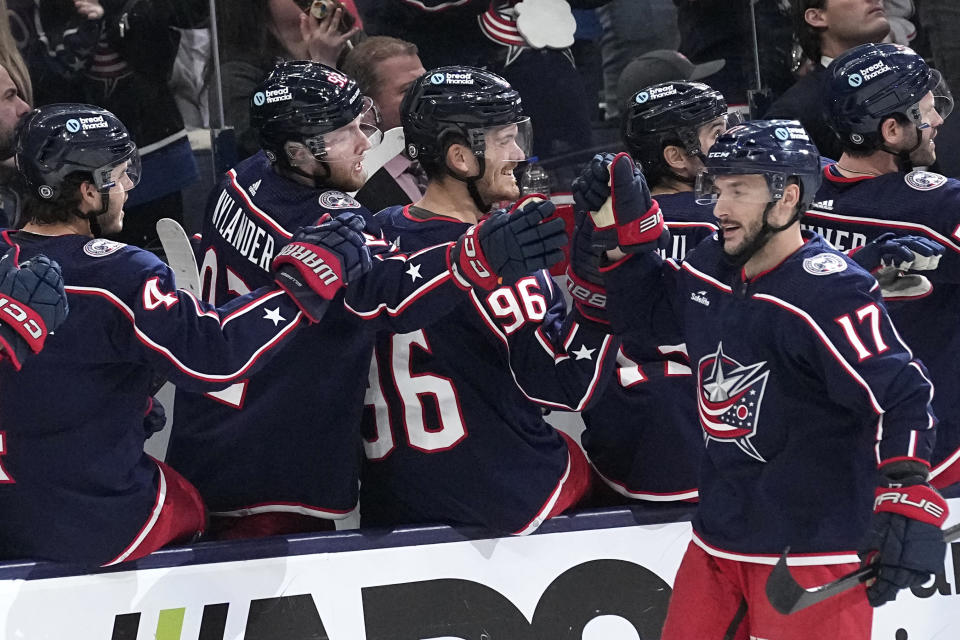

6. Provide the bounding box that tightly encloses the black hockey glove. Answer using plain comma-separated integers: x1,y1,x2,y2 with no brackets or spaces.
572,152,664,253
143,396,167,439
565,206,609,325
450,196,567,290
849,233,944,300
272,213,372,323
0,249,68,370
859,460,949,607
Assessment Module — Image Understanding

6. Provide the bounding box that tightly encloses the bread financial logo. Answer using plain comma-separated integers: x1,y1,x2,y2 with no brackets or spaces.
697,342,769,462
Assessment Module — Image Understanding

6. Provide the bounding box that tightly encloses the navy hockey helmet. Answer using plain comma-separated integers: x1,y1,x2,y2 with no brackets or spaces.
15,103,140,202
827,43,953,150
622,81,730,170
696,120,822,208
401,66,531,166
251,60,381,165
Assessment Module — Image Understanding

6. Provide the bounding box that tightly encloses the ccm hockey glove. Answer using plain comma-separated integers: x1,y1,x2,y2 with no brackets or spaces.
849,233,944,300
0,249,68,370
572,152,664,253
272,212,372,322
859,460,949,607
450,196,567,290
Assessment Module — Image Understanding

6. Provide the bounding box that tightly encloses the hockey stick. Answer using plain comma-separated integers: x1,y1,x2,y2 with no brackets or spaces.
766,521,960,615
348,126,406,197
156,218,201,296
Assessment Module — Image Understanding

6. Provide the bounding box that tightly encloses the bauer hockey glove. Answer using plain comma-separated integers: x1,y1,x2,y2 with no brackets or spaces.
848,233,944,300
572,152,664,253
565,206,609,325
0,249,68,370
272,212,373,322
450,196,567,290
859,459,949,607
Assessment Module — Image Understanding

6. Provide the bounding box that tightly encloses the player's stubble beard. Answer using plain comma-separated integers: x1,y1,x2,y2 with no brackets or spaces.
719,206,772,268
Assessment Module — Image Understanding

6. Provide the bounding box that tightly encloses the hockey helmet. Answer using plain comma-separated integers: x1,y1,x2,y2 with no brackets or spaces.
251,60,382,165
401,66,532,167
696,120,822,207
15,104,140,201
622,81,733,170
827,43,953,149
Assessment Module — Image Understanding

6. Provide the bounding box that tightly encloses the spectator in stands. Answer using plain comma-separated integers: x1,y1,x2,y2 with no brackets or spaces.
596,0,680,122
674,0,794,112
215,0,361,162
0,0,31,228
918,0,960,177
764,0,890,161
342,36,426,212
9,0,209,252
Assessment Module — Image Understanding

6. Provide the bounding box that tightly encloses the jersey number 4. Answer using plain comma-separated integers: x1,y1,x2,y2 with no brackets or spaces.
363,329,468,460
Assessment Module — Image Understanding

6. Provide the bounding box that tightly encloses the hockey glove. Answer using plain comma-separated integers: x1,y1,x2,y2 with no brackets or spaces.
450,197,567,290
0,249,68,370
849,233,943,300
572,152,663,253
859,460,949,607
272,212,372,322
565,206,609,325
143,396,167,439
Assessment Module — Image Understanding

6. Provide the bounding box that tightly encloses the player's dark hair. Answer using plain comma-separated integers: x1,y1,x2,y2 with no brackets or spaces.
793,0,827,64
20,174,86,227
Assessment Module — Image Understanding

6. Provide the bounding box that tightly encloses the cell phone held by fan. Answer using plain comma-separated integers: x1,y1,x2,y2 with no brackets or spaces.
294,0,356,32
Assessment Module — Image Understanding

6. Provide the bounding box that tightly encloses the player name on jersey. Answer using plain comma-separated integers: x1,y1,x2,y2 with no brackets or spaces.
210,191,276,271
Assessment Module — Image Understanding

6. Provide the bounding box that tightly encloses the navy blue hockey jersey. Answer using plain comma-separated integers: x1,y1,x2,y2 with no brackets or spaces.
167,152,467,520
605,232,935,561
582,191,716,501
804,166,960,487
0,230,306,564
360,205,618,535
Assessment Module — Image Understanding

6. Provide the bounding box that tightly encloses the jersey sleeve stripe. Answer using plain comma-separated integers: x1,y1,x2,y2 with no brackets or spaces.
752,292,884,414
226,169,294,240
682,262,733,292
221,289,296,327
65,285,299,382
102,461,167,566
804,209,960,254
595,469,699,502
345,270,451,318
211,501,354,519
399,0,472,11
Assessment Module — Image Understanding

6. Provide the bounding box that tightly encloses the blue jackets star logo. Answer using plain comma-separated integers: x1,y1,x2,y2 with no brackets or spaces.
697,342,769,462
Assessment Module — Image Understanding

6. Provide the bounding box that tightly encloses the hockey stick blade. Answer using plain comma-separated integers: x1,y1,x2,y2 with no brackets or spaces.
766,521,960,615
156,218,201,296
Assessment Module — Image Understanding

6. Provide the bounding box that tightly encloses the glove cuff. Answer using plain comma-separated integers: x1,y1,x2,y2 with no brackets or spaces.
272,241,345,301
566,268,609,325
0,292,49,354
873,484,948,528
615,200,663,247
452,223,500,291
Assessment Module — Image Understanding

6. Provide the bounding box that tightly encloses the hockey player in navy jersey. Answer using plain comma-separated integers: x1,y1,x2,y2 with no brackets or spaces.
358,66,623,535
581,121,945,637
803,43,960,490
0,104,372,565
167,61,567,539
579,81,733,504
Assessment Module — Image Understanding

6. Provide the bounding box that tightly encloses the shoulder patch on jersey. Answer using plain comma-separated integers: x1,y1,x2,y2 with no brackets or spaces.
319,190,361,210
83,238,126,257
802,252,847,276
904,170,947,191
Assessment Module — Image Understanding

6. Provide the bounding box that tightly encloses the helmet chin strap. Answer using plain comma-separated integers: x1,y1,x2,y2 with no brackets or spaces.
449,155,491,214
721,200,801,268
878,124,925,173
78,192,111,238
